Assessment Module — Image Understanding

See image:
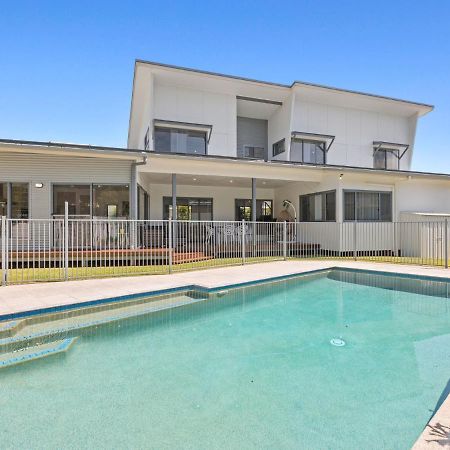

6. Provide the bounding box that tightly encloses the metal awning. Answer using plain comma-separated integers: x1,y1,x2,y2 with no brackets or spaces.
291,131,335,151
153,119,213,143
373,141,409,160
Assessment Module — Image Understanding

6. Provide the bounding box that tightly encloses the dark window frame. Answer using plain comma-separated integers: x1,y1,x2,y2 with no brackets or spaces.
144,127,150,150
234,199,273,222
243,145,265,160
154,126,208,155
52,183,130,218
299,190,336,222
291,138,327,165
272,139,285,157
373,148,400,170
343,190,393,222
163,196,214,221
0,182,30,219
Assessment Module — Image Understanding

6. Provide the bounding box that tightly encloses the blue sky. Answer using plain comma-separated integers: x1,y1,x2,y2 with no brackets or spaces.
1,1,449,172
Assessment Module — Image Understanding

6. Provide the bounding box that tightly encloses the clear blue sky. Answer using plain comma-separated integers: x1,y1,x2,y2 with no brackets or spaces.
1,1,449,172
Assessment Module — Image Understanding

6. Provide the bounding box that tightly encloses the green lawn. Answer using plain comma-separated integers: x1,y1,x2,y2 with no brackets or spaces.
3,255,447,285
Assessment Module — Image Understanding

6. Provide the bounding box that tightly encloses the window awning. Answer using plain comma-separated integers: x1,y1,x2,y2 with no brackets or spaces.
373,141,409,160
291,131,335,151
153,119,213,143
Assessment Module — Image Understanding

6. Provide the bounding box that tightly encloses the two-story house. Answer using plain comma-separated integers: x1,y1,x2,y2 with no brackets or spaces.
128,60,448,225
0,59,449,226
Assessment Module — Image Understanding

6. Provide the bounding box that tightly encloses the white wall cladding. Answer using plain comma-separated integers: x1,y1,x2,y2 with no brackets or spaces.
268,94,293,162
291,98,414,170
0,152,132,219
153,83,237,157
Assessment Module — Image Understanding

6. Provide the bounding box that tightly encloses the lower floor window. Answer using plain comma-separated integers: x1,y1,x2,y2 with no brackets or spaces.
163,197,213,220
235,199,273,221
344,190,392,221
299,191,336,222
0,182,29,219
53,184,130,217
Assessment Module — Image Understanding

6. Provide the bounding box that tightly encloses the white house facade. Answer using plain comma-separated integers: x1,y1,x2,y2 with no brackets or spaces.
0,59,449,227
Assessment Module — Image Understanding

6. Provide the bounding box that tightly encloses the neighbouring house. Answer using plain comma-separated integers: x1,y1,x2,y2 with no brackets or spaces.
1,59,449,227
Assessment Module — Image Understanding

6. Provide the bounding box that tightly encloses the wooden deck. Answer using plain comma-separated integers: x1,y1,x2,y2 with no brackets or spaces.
3,242,321,267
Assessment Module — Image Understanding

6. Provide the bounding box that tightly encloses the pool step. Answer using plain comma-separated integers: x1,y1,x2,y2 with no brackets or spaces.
0,337,78,369
0,293,206,353
0,319,25,338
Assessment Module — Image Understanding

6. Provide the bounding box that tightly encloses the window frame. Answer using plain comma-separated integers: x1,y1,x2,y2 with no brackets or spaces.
373,148,400,170
162,197,214,221
143,127,150,150
299,190,336,222
51,183,130,218
243,145,265,160
272,139,285,157
234,199,274,222
154,126,208,155
291,138,327,165
0,182,30,219
343,189,393,222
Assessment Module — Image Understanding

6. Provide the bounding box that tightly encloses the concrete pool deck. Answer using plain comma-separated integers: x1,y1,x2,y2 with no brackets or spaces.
2,260,450,317
1,259,450,449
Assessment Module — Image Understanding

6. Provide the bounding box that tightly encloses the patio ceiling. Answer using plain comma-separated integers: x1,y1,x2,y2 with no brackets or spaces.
142,172,294,188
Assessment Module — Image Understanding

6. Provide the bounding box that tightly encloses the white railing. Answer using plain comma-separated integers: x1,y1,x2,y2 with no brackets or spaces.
0,215,449,285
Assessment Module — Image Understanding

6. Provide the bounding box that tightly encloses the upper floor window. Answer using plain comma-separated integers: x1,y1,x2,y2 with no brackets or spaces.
143,127,150,150
373,148,399,170
272,139,285,157
373,142,409,171
0,182,29,219
299,190,336,222
243,146,265,160
344,190,392,222
291,139,326,164
154,127,207,155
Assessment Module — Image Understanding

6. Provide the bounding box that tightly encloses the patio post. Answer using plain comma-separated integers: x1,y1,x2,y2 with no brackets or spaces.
445,218,448,269
64,201,69,281
1,215,6,286
251,178,257,223
241,219,246,265
283,220,287,261
172,174,177,250
168,217,173,273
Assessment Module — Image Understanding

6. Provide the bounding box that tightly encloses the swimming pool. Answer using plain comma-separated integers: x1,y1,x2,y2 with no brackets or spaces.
1,268,450,449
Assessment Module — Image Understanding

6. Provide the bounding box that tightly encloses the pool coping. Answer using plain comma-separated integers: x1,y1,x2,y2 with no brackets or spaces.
3,264,450,322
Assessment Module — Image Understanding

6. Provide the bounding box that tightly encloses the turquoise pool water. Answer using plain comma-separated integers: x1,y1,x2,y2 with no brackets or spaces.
2,269,450,449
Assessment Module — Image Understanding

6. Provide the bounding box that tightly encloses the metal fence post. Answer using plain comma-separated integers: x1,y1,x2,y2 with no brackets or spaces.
283,221,287,261
242,219,246,265
353,221,357,261
64,201,69,281
168,218,173,273
1,216,6,286
445,219,448,269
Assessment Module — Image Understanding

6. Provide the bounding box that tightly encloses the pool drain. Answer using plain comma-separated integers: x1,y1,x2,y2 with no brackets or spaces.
330,338,346,347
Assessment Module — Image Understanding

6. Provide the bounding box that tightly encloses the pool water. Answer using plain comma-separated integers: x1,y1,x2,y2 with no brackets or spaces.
1,269,450,449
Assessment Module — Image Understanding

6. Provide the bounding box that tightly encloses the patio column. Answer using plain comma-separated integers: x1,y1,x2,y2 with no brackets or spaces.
251,178,257,222
171,174,177,220
171,174,177,250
